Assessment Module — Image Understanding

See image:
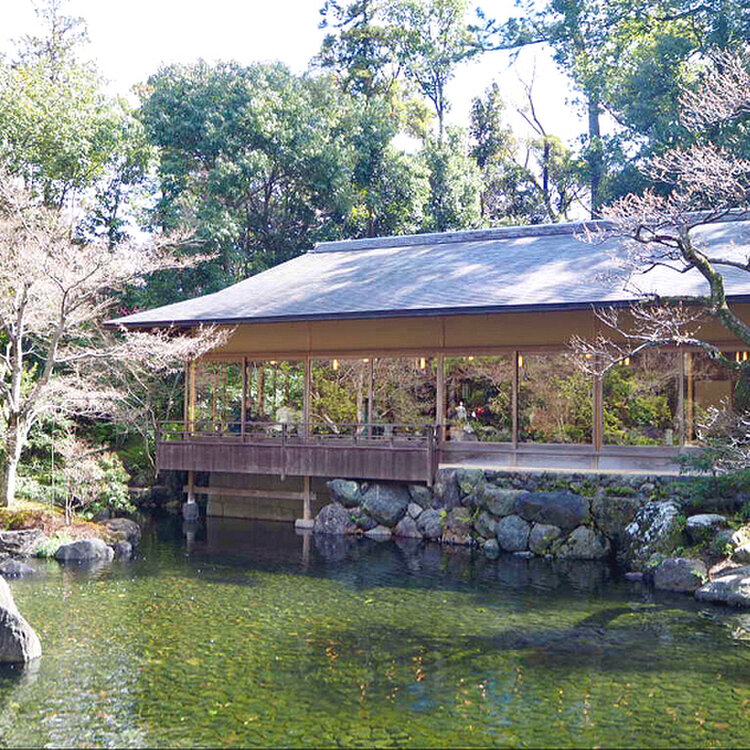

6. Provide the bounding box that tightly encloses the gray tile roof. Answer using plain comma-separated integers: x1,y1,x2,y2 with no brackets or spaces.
110,219,750,327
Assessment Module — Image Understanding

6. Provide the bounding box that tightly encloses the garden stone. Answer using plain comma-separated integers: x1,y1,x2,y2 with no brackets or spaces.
695,565,750,607
473,510,496,540
408,485,433,509
555,526,611,560
361,484,409,526
590,495,642,542
364,525,392,540
327,480,361,508
0,560,37,578
625,571,644,582
103,518,142,546
483,538,500,559
734,544,750,564
0,577,41,663
393,515,422,539
0,530,48,558
416,509,443,540
514,491,590,531
407,502,423,520
313,503,353,536
55,538,114,562
686,513,727,544
456,468,485,497
653,557,707,593
495,515,531,552
432,470,460,509
513,551,535,559
619,501,683,569
442,506,473,546
113,541,133,560
476,487,524,517
528,523,562,555
351,509,378,532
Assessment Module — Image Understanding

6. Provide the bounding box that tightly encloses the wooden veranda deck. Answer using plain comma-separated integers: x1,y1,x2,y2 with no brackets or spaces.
158,422,439,485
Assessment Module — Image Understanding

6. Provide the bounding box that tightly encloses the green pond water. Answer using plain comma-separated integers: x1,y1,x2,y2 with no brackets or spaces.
2,517,750,748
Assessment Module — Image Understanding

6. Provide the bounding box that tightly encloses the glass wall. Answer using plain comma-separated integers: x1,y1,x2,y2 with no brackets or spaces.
603,350,680,445
245,360,304,428
194,361,243,429
311,359,372,434
518,353,592,444
445,355,513,442
684,351,736,444
374,357,436,429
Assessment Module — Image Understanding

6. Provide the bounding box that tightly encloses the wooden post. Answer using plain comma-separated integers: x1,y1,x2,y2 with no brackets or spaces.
367,357,375,438
241,356,248,438
512,351,519,451
188,360,196,436
303,357,311,438
303,476,311,521
592,367,604,468
183,361,189,427
685,351,694,445
435,353,445,431
678,349,686,447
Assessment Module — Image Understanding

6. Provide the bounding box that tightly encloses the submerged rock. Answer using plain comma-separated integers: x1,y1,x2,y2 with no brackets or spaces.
360,484,409,526
514,491,590,531
654,557,707,593
0,530,48,558
364,524,392,540
113,541,133,560
0,560,37,578
55,538,114,563
0,577,41,663
495,515,531,552
483,538,500,559
695,565,750,607
327,480,361,508
555,526,611,560
313,503,353,535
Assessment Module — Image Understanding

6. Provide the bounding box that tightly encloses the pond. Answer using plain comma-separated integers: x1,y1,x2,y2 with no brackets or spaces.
3,517,750,748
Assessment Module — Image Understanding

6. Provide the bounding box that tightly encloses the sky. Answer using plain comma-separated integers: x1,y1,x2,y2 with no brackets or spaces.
1,0,587,146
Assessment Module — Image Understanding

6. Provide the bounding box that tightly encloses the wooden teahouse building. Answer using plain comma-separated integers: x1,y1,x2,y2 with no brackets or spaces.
112,221,750,522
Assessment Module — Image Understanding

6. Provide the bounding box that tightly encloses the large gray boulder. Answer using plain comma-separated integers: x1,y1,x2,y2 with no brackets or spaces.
0,529,48,557
528,523,562,555
456,468,486,497
495,515,531,552
327,480,362,508
590,495,642,544
654,557,707,593
416,509,443,539
695,565,750,607
514,491,590,531
364,524,392,540
408,485,433,509
0,578,41,663
483,538,500,559
113,541,133,560
474,487,524,517
393,515,422,539
432,470,460,509
619,501,684,569
686,514,727,544
55,538,114,562
103,518,142,546
313,503,354,535
361,484,409,526
473,510,497,540
555,526,611,560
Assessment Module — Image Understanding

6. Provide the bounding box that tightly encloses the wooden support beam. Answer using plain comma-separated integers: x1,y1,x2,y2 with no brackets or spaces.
436,353,445,429
303,357,311,438
183,484,317,502
241,356,248,437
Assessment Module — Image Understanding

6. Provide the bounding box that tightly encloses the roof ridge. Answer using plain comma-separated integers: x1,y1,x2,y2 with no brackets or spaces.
310,220,605,253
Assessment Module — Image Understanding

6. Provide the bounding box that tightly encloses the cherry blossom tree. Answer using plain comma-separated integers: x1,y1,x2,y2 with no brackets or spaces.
0,176,227,506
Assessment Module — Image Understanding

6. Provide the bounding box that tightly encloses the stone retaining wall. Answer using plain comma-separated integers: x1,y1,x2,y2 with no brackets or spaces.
313,468,692,564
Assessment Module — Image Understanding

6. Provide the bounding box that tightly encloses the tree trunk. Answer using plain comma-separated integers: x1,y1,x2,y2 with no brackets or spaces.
587,91,602,218
0,424,23,507
734,367,750,413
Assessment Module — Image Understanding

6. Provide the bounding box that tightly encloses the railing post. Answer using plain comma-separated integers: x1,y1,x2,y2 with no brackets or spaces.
280,422,287,481
426,425,435,487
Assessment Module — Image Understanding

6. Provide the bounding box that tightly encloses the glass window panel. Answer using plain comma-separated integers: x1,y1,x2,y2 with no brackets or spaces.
445,355,513,442
194,361,243,430
246,360,303,426
685,350,736,444
603,350,679,445
518,353,592,444
373,357,436,429
311,359,371,433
